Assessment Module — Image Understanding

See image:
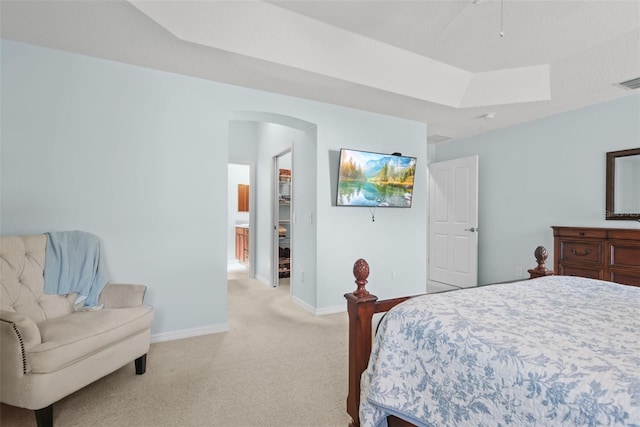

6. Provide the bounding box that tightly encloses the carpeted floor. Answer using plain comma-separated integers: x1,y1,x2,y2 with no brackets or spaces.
0,269,352,426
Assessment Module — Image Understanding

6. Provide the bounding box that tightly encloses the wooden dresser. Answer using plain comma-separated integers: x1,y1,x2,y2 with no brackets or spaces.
552,226,640,287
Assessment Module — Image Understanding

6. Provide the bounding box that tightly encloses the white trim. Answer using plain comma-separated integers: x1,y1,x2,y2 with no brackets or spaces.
291,295,345,316
150,323,229,343
254,274,271,287
291,295,315,314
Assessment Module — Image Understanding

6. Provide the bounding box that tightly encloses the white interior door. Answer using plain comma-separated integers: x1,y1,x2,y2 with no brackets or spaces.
428,155,479,288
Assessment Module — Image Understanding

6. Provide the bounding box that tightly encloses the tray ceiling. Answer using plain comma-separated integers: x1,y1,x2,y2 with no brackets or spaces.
2,0,639,142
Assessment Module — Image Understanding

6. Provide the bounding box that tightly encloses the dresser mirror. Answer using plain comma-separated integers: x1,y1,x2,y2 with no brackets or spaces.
606,148,640,220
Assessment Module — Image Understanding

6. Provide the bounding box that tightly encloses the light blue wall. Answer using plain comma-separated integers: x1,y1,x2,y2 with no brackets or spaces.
434,94,640,285
317,120,429,306
2,41,230,337
1,40,428,337
228,120,259,165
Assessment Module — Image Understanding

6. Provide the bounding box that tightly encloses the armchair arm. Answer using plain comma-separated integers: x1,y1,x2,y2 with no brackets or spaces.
1,310,42,375
98,283,147,308
0,310,42,347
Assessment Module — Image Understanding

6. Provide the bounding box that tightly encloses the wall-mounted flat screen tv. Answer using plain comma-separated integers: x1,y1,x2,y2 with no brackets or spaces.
337,148,416,207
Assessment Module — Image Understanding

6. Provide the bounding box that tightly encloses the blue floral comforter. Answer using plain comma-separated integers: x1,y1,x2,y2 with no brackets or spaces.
360,276,640,427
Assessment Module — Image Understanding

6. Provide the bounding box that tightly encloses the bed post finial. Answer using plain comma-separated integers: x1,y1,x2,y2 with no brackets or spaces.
353,259,370,297
534,246,549,271
528,246,554,279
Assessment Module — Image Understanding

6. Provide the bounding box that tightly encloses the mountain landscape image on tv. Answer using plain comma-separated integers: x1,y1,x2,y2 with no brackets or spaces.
337,148,416,207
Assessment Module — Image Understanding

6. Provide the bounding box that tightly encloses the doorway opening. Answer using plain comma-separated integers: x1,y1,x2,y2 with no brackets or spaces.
227,111,318,312
274,150,292,287
228,163,252,275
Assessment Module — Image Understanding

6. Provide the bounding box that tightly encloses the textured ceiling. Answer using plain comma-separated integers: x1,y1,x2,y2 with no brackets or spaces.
272,1,640,72
1,0,639,143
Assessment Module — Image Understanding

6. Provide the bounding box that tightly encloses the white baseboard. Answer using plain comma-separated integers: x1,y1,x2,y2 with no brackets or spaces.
254,274,271,286
291,295,345,316
151,323,229,343
291,295,315,314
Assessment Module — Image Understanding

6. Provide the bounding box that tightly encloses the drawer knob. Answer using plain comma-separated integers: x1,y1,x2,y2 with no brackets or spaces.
570,248,591,256
579,232,585,236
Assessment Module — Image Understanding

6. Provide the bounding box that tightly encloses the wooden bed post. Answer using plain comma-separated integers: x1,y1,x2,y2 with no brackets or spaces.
344,259,377,427
528,246,554,279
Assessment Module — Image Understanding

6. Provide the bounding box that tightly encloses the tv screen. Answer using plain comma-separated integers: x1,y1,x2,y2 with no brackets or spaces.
337,148,416,207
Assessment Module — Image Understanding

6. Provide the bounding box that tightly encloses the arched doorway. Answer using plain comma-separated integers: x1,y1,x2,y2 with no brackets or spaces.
228,112,317,309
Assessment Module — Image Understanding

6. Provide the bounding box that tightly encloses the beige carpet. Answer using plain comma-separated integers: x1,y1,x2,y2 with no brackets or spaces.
1,270,352,426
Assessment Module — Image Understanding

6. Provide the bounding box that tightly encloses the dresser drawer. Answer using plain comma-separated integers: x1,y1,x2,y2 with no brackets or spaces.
559,264,603,280
608,270,640,287
554,227,607,239
559,240,604,265
609,242,640,270
607,229,640,241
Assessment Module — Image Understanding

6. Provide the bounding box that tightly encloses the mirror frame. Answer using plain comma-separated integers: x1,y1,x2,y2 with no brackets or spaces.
606,147,640,220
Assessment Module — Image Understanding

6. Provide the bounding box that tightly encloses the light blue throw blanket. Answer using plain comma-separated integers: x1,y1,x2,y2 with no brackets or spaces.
44,231,109,307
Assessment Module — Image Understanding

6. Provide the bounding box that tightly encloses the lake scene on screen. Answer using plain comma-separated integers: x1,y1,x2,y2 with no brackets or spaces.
337,149,416,207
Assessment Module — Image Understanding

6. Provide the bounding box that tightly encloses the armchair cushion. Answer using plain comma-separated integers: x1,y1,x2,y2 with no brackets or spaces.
31,305,153,374
99,283,147,308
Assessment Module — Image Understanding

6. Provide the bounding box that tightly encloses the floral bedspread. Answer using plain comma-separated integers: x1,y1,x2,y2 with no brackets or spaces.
360,276,640,427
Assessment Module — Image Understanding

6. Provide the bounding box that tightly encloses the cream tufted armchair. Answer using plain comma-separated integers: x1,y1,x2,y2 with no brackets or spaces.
0,235,154,426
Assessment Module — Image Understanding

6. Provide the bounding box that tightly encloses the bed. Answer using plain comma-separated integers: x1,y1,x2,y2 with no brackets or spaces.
345,256,640,427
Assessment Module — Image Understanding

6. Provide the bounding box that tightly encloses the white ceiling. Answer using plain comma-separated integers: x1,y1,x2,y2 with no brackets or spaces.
2,0,639,143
